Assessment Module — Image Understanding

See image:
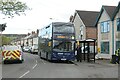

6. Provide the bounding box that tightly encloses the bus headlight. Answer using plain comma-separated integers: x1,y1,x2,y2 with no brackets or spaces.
71,36,74,39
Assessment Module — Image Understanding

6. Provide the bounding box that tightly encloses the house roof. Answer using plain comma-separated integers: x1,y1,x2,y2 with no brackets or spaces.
95,5,116,26
103,6,116,19
76,10,99,27
24,35,32,39
112,2,120,20
28,33,38,39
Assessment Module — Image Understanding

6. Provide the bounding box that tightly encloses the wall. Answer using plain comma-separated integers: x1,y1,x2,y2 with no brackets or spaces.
73,12,86,41
86,27,97,39
97,9,112,59
33,37,38,45
114,9,120,51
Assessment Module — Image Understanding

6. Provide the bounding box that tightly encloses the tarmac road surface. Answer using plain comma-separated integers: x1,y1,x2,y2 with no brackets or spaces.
1,52,118,78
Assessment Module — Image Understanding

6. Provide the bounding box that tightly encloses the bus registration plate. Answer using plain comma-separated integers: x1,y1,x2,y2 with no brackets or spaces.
61,58,66,60
58,53,63,54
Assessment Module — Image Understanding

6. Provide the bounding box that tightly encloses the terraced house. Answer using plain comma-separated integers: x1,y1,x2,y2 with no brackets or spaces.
96,2,120,59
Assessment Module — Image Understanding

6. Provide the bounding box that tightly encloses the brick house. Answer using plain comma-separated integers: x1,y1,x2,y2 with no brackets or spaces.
71,10,99,41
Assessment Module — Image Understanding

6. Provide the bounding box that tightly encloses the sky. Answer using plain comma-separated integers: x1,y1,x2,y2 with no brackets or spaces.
0,0,119,34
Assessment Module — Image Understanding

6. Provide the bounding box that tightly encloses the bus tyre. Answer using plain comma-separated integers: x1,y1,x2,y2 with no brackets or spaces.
46,52,48,60
40,52,42,58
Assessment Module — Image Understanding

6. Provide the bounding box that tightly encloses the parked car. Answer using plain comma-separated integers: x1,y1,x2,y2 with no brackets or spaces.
29,44,38,54
23,46,31,52
2,45,24,64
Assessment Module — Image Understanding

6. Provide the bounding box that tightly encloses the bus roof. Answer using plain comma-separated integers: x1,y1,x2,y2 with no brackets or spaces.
52,22,73,26
39,22,73,30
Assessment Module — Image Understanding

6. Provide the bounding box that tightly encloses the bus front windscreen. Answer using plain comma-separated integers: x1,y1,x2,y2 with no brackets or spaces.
53,40,74,52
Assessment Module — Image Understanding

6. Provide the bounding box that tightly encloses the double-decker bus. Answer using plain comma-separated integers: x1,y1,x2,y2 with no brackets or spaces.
38,22,75,61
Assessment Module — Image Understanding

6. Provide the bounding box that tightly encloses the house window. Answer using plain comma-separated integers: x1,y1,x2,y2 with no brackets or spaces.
101,21,110,33
101,42,109,54
80,25,83,40
116,41,120,50
117,18,120,31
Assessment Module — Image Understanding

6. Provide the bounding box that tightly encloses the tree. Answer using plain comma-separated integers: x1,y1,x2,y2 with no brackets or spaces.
0,0,30,18
0,23,7,31
1,36,13,45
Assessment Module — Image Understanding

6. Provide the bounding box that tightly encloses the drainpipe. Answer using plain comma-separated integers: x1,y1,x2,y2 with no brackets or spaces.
112,21,114,55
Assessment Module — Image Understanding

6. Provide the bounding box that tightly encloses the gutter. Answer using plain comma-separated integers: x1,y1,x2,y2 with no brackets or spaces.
112,21,114,55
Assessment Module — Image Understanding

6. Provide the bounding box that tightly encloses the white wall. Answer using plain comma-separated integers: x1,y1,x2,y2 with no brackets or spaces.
114,9,120,51
97,9,112,59
73,12,86,41
33,37,38,45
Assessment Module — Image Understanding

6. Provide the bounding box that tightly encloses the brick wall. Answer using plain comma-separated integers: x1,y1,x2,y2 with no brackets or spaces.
86,27,97,46
86,27,97,39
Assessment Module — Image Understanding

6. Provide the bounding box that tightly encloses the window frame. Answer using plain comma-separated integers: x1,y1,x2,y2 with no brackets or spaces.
101,21,110,33
117,18,120,31
116,41,120,50
101,42,109,54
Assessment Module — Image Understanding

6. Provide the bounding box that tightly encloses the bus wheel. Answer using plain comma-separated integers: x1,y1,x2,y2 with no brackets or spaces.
40,52,42,58
46,52,48,60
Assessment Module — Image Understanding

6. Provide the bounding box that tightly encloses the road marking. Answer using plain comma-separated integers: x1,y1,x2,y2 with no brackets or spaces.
32,64,37,69
36,60,38,63
71,61,79,66
19,70,30,78
32,60,38,69
41,59,46,64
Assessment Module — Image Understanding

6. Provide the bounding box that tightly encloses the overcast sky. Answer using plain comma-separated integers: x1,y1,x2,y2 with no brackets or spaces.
0,0,119,34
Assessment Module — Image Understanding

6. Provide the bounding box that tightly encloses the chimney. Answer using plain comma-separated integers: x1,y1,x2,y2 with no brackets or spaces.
32,31,35,34
28,33,30,36
69,15,73,22
37,29,39,35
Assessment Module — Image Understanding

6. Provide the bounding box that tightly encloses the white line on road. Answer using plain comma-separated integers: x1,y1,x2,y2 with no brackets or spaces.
32,64,37,69
19,70,30,78
41,59,46,64
36,60,38,63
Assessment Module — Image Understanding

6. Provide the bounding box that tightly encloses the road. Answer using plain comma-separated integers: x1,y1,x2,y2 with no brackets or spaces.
2,52,118,78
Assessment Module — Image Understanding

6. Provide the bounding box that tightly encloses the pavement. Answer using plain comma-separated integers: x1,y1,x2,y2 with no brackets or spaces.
0,53,2,64
74,60,118,69
0,62,1,80
74,59,118,67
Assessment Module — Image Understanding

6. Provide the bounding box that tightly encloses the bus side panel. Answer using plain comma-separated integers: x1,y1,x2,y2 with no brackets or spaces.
48,53,52,60
38,24,52,60
41,52,47,59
